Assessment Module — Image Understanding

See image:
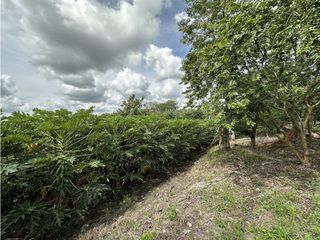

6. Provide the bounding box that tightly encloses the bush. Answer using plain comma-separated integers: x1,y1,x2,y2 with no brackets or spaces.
1,109,216,239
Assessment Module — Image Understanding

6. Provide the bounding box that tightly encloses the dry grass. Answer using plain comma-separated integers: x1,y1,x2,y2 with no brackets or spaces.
73,137,320,240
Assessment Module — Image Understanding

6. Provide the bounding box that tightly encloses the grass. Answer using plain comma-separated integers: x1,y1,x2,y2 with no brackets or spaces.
167,204,178,221
74,138,320,240
214,213,246,240
210,181,240,212
261,189,298,219
238,149,266,162
250,175,266,186
140,231,155,240
251,187,320,240
307,188,320,237
207,149,224,160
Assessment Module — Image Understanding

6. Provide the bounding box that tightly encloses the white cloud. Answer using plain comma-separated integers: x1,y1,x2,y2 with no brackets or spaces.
143,45,185,103
1,75,17,97
151,78,183,100
145,44,183,80
0,75,27,112
3,0,187,112
13,0,165,74
126,52,143,67
40,68,97,89
62,84,106,103
6,0,174,106
111,68,150,98
1,96,23,113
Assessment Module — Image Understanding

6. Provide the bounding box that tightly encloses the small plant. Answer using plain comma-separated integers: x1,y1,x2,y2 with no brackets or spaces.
308,190,320,236
211,182,239,212
208,150,223,159
250,175,265,187
214,213,227,229
167,204,178,221
254,223,299,239
238,150,265,163
122,195,133,208
261,190,297,219
140,231,155,240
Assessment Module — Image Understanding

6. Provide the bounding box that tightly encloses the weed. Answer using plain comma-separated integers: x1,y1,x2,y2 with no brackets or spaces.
224,220,245,240
167,204,178,221
214,217,246,240
251,175,265,187
123,218,140,230
254,224,297,240
307,189,320,236
239,149,265,163
140,231,155,240
261,190,297,219
122,195,133,208
211,181,239,212
208,150,223,160
215,213,228,229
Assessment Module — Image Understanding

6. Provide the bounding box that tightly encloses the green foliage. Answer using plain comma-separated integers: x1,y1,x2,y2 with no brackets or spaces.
179,0,320,160
167,204,178,221
308,188,320,236
140,231,155,240
254,224,299,240
118,94,145,115
262,190,297,219
1,109,216,239
146,100,178,113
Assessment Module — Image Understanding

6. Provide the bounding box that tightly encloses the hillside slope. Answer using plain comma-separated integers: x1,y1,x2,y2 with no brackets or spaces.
74,137,320,240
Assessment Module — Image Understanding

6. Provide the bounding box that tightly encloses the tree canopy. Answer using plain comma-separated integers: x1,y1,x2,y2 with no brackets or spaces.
179,0,320,165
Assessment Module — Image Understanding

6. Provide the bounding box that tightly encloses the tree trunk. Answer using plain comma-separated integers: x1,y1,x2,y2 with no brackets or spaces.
261,109,310,165
219,127,230,150
298,126,311,166
230,130,236,141
299,102,314,166
307,116,313,142
250,123,258,148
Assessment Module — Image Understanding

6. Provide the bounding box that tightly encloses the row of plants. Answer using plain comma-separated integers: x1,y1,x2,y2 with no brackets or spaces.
1,108,216,239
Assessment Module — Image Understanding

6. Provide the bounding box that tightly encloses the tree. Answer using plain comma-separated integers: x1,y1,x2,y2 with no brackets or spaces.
146,100,178,113
179,0,320,164
179,0,263,150
254,0,320,165
118,94,144,116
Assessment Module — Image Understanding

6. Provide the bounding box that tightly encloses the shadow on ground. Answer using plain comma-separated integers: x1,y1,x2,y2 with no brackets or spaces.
65,148,211,239
220,138,320,190
70,137,320,240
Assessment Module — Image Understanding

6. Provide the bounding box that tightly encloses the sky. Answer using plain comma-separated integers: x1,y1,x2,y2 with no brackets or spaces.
1,0,189,113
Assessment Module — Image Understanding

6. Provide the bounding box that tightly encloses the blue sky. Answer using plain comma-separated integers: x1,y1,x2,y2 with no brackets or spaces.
1,0,189,113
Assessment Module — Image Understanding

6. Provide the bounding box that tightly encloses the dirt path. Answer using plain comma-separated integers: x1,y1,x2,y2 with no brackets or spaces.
73,137,320,240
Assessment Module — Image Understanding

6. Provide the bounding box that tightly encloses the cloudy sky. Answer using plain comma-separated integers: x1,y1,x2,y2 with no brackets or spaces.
1,0,189,113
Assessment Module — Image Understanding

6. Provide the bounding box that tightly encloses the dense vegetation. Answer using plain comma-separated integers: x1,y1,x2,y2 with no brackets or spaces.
1,108,216,239
1,0,319,239
179,0,320,165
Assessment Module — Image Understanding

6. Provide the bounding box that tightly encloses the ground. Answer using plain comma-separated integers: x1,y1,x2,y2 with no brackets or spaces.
73,137,320,240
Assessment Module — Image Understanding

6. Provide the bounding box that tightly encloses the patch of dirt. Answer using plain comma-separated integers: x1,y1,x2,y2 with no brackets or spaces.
72,137,320,240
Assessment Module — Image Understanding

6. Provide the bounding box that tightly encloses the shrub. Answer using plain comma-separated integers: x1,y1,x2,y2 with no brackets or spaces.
1,109,216,239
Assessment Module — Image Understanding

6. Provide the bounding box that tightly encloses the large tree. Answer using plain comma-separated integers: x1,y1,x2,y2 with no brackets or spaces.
179,0,266,149
179,0,320,165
